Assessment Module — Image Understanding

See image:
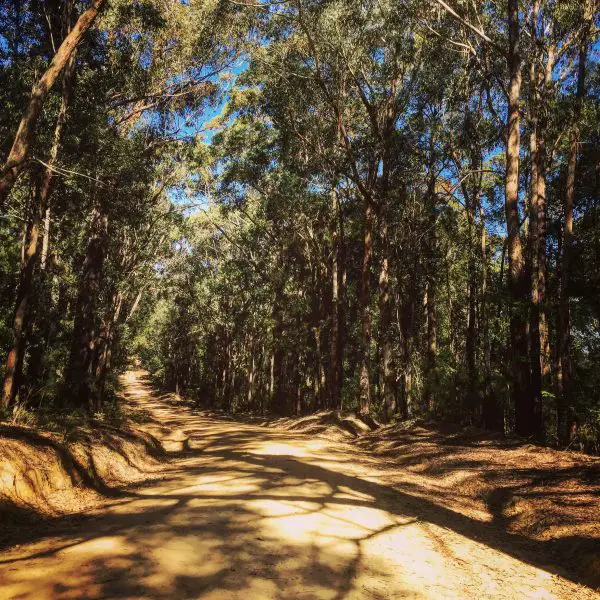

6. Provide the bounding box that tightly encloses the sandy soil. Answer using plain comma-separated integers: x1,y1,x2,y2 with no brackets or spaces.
0,370,598,599
257,408,600,584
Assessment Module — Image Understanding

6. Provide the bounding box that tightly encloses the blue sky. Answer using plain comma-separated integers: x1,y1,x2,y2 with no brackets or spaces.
166,59,248,212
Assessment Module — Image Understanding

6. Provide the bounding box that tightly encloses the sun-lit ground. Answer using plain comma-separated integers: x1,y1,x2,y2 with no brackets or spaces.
0,371,596,599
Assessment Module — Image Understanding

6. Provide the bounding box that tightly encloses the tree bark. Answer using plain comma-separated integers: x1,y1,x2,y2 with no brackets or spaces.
329,188,342,410
0,0,105,208
359,197,373,413
378,211,395,421
270,270,285,414
40,50,77,270
399,273,415,419
247,340,255,407
94,292,122,408
557,13,590,445
1,189,42,407
505,0,536,437
424,173,437,414
528,0,553,441
460,144,483,422
425,279,437,412
65,204,108,409
480,205,496,428
466,198,478,420
339,202,347,409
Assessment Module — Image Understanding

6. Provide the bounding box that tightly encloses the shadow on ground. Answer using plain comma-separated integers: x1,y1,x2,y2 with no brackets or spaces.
0,370,598,599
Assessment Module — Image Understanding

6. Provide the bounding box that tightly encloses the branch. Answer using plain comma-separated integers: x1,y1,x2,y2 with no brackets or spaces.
33,158,109,187
432,0,503,54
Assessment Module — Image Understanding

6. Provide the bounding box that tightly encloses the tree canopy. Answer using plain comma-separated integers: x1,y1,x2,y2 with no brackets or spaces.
1,0,599,451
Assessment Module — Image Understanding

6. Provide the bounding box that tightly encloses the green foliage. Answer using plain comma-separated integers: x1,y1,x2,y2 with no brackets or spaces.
0,0,599,453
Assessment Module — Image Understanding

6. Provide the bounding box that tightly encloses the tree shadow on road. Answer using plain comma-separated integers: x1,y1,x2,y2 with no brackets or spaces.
1,381,599,597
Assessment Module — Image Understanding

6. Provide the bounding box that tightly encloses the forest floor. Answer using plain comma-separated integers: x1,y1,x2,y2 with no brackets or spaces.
0,370,599,599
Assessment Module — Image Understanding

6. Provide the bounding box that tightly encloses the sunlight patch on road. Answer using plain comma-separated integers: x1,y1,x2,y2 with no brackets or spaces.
62,535,132,556
252,442,308,457
170,477,264,496
109,497,179,513
149,536,225,579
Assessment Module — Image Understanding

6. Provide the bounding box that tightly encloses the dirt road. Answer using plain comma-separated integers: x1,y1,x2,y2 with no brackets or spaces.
0,371,596,599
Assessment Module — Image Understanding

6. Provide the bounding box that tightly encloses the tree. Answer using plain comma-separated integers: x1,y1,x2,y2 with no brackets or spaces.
0,0,106,208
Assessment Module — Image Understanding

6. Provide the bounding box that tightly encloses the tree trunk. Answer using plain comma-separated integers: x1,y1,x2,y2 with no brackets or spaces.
270,277,285,414
294,367,302,416
505,0,536,437
40,49,77,270
222,338,232,409
220,351,228,404
247,342,255,407
339,200,347,409
1,190,42,407
529,101,543,434
126,288,143,322
557,15,590,445
313,323,324,410
359,197,373,412
95,292,123,408
310,259,327,410
528,0,553,441
379,213,396,421
480,205,497,429
329,189,342,410
425,279,437,413
399,277,415,418
463,167,482,422
466,222,478,420
424,174,437,414
65,204,108,409
0,0,105,208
